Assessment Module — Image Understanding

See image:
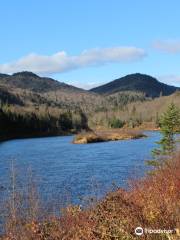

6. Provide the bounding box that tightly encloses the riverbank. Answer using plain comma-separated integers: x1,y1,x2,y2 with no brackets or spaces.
0,131,68,143
0,129,81,143
73,129,147,144
0,127,148,144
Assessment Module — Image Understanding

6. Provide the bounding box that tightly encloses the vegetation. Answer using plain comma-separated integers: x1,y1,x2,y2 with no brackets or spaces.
1,71,180,137
73,130,146,144
1,152,180,239
106,91,147,110
148,103,180,167
0,71,180,239
0,104,88,141
108,117,125,128
89,91,180,129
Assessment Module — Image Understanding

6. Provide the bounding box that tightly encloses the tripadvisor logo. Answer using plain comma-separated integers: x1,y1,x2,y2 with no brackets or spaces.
135,226,177,236
135,227,143,236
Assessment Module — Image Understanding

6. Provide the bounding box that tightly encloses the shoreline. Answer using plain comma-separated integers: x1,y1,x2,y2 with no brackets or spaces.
0,131,74,143
0,127,158,143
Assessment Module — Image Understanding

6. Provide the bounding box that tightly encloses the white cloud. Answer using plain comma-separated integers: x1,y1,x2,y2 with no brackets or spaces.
68,81,104,90
0,47,146,75
158,74,180,86
153,40,180,53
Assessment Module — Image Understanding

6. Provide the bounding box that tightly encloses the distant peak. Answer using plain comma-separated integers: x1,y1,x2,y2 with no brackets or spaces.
90,73,179,98
0,73,9,78
124,73,157,78
12,71,40,78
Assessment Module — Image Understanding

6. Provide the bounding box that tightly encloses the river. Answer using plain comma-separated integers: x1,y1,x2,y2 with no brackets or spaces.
0,131,160,206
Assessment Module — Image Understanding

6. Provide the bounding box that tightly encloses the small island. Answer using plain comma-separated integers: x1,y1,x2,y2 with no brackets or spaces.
73,129,147,144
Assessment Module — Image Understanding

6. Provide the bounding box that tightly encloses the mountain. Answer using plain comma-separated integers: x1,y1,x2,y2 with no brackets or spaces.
0,71,106,113
90,73,179,98
0,71,179,116
0,71,85,93
0,73,9,78
0,71,180,140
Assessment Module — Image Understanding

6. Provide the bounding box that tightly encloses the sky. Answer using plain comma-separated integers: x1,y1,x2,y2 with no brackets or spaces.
0,0,180,89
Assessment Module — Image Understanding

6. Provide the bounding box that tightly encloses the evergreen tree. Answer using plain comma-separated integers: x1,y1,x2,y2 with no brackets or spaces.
108,117,125,128
148,103,180,167
59,111,73,131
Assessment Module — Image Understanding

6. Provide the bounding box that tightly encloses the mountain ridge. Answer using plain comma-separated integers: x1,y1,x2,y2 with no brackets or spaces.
0,71,86,93
90,73,179,98
0,72,179,98
0,71,179,111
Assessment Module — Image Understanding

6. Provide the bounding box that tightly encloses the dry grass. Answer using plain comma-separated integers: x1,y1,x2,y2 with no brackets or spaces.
73,129,146,144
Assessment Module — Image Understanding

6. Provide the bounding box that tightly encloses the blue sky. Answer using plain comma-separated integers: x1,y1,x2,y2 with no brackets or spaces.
1,0,180,88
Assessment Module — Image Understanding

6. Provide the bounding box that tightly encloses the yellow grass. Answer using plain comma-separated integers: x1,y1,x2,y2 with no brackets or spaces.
73,129,146,144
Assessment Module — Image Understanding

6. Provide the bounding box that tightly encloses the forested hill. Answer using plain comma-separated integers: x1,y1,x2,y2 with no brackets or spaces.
0,71,106,112
90,73,179,98
0,72,91,141
0,71,85,93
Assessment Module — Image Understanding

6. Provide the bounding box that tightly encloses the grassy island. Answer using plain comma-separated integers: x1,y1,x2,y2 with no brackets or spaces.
73,129,146,144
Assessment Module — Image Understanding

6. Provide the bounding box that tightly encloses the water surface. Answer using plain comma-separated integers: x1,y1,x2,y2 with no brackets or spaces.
0,131,160,205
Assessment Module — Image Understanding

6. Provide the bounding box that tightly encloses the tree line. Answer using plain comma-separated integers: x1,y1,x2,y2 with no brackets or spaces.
0,104,88,140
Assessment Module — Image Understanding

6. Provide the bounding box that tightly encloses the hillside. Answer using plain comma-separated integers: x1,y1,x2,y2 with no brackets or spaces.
90,73,179,98
89,91,180,129
0,72,149,115
0,76,92,140
0,71,85,93
1,71,180,138
0,71,107,113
